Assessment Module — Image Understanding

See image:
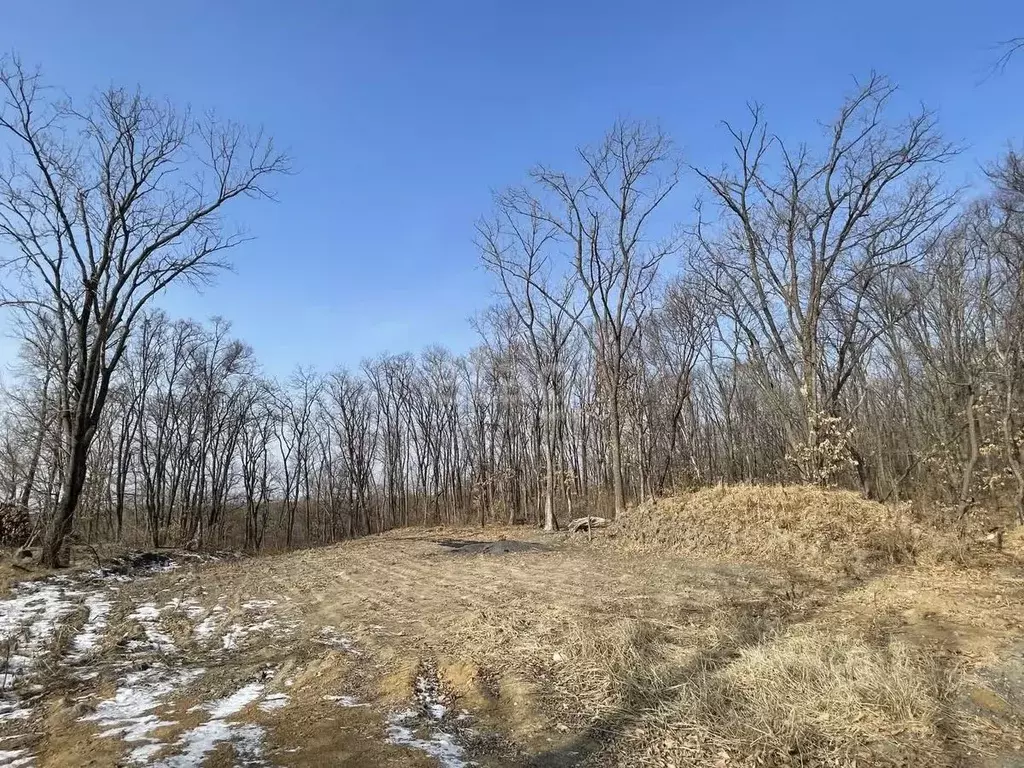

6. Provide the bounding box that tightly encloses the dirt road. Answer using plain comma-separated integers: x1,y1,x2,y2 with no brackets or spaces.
1,529,1022,766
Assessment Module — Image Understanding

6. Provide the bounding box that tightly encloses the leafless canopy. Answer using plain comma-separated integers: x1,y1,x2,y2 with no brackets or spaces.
0,56,288,564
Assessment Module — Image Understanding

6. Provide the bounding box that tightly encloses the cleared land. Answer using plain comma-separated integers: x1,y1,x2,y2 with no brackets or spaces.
1,488,1023,767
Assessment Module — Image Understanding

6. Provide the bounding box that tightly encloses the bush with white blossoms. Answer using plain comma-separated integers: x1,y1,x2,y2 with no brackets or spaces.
788,410,856,486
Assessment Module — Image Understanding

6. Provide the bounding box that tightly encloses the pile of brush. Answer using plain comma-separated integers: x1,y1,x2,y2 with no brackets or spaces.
615,484,963,573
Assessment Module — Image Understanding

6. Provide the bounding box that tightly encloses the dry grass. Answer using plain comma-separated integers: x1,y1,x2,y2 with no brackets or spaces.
632,628,966,767
615,484,966,573
7,490,1021,767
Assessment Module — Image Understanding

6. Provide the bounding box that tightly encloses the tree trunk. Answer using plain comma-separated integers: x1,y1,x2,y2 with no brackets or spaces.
18,376,49,510
543,442,557,531
608,388,626,518
956,386,980,521
42,430,90,567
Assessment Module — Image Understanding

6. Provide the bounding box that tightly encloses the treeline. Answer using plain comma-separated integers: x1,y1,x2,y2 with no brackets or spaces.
1,65,1023,556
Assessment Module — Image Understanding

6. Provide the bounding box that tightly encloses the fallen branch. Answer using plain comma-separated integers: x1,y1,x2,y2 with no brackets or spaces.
568,516,609,533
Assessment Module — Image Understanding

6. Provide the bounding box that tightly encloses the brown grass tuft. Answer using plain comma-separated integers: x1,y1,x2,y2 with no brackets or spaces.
634,628,966,767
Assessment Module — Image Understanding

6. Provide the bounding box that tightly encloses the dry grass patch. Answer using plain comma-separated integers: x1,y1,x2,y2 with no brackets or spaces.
616,485,963,573
632,628,967,767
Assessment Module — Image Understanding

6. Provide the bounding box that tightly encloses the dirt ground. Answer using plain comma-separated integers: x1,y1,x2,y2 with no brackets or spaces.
1,527,1023,767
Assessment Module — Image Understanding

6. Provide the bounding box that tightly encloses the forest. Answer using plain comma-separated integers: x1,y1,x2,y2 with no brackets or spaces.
1,59,1023,564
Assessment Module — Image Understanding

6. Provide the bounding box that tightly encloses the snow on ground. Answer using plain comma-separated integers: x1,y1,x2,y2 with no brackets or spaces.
384,666,471,768
149,682,271,767
0,576,86,719
387,710,470,768
325,694,368,707
163,598,206,620
128,603,177,653
1,557,481,767
191,604,225,644
316,625,361,655
84,666,207,763
0,556,265,764
241,600,277,611
221,618,278,650
414,674,449,721
0,748,33,767
68,593,112,662
219,599,299,651
257,693,289,712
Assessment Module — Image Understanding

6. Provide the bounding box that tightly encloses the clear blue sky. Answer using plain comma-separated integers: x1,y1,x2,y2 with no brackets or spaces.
2,0,1023,377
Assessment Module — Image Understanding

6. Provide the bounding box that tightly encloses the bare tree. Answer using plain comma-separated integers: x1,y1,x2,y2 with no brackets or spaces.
695,75,956,483
0,57,287,564
499,121,681,517
477,200,579,530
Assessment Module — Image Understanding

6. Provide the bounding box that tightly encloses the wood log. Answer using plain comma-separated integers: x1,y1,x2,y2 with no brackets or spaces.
568,516,609,533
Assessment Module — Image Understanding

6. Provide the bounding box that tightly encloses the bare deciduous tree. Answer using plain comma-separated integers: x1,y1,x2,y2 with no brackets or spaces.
696,75,956,483
0,58,287,565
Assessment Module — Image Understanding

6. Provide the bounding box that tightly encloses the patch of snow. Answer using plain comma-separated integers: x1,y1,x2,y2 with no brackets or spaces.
69,594,112,660
131,604,160,621
152,683,269,767
0,575,86,719
83,666,205,762
221,619,277,650
129,603,176,653
205,682,264,719
164,598,205,620
129,743,166,763
192,615,219,642
257,693,289,712
325,694,368,707
241,600,276,611
0,699,32,721
387,716,469,768
387,668,471,767
414,673,449,721
316,626,361,655
230,723,268,765
0,749,33,767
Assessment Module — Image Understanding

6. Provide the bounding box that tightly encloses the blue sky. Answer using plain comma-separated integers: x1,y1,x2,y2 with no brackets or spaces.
2,0,1023,376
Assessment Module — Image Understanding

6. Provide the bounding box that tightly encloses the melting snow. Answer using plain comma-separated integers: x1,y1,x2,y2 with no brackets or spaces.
325,694,368,707
385,668,471,766
83,666,206,762
221,619,277,650
129,603,176,653
204,682,264,718
69,594,112,660
191,604,224,643
217,600,288,651
153,682,269,767
257,693,289,712
387,712,469,768
241,600,277,611
0,749,33,767
0,700,31,722
163,598,206,620
0,576,84,719
316,626,360,655
414,673,449,720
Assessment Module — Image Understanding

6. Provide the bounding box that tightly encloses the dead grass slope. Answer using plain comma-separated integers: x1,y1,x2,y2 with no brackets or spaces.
616,484,963,573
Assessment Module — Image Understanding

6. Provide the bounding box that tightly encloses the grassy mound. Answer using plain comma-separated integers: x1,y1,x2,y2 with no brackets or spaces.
616,484,959,572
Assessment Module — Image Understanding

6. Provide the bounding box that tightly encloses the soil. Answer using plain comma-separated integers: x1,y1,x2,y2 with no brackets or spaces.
1,526,1022,767
437,539,548,555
